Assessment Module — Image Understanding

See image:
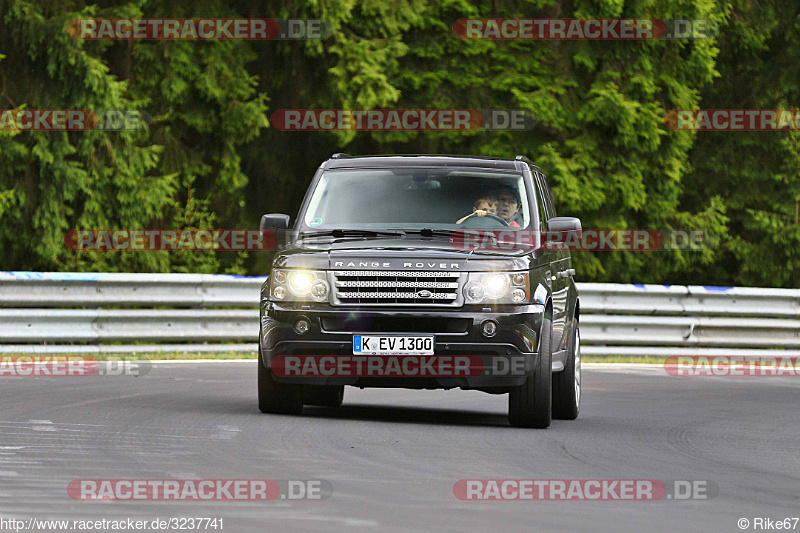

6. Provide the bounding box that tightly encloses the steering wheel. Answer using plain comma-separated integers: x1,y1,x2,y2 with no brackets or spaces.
459,213,510,229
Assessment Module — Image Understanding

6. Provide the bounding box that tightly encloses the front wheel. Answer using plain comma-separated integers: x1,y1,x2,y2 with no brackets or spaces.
552,319,581,420
508,315,552,428
258,347,303,414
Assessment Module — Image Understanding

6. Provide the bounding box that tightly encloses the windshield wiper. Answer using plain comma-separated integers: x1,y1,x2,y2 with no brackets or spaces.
299,229,406,239
402,228,499,245
399,228,454,239
397,228,502,247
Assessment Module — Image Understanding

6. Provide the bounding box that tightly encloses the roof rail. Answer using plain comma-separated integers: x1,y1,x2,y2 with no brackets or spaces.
514,155,542,172
330,153,352,159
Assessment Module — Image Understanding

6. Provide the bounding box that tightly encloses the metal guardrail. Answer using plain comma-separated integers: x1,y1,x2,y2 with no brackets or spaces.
0,271,264,307
579,283,800,318
581,315,800,347
0,272,798,355
0,309,255,343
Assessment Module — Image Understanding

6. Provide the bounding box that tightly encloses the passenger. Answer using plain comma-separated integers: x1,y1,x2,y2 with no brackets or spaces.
456,196,497,224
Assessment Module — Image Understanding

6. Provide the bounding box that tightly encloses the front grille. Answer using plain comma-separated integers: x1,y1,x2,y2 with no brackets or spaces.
333,270,463,306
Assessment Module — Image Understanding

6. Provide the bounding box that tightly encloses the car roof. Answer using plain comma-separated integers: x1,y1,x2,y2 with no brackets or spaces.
322,154,540,172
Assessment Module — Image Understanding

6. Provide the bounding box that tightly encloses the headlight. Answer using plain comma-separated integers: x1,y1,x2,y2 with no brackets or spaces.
464,281,485,303
310,279,330,302
272,285,287,300
270,269,330,302
288,271,314,296
484,274,510,299
464,272,529,304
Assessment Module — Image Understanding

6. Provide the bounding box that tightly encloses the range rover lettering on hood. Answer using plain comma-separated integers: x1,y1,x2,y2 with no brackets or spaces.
333,260,461,269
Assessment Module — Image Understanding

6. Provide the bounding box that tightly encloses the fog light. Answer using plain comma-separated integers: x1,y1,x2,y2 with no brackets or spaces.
481,320,498,337
294,317,311,335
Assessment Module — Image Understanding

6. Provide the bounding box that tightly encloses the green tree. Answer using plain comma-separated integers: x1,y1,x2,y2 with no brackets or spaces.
1,0,796,288
0,0,267,274
680,0,800,287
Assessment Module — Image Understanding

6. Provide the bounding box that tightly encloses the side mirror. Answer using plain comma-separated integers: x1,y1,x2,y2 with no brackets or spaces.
544,217,582,251
260,213,290,231
547,217,582,233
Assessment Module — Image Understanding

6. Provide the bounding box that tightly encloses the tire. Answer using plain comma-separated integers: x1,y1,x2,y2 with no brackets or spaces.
303,385,345,407
258,347,303,414
508,315,552,428
552,319,581,420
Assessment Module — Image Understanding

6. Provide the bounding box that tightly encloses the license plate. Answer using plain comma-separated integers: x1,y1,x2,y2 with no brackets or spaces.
353,335,434,355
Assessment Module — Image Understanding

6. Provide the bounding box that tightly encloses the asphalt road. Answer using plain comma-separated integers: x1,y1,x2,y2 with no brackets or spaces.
1,362,799,532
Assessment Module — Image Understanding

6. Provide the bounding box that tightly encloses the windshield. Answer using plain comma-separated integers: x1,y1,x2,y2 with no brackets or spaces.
301,167,532,231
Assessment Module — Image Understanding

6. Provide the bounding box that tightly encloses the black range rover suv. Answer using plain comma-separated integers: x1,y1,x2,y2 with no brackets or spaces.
258,155,581,428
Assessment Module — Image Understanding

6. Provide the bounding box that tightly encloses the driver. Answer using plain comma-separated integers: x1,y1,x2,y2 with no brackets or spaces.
490,187,522,227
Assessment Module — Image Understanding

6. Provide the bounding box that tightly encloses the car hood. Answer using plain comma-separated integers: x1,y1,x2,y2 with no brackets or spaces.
272,237,538,272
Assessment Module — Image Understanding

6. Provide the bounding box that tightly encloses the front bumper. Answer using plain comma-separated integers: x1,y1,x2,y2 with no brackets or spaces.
260,303,545,390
